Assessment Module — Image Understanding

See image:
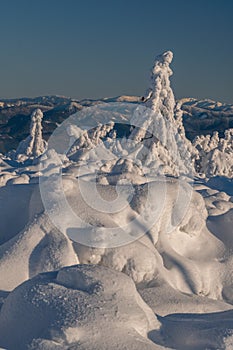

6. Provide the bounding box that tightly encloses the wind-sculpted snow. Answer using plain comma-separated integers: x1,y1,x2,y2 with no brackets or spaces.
0,51,233,349
0,265,162,350
0,175,233,302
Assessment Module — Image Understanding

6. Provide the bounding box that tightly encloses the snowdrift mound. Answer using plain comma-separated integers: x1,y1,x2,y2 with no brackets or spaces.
0,212,78,291
2,263,233,349
0,265,161,350
1,172,232,309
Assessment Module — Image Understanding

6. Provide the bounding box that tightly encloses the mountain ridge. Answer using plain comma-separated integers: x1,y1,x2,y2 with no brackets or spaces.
0,95,232,154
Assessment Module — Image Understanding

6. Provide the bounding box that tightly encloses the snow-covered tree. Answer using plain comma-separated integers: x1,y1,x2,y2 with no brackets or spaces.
67,122,115,161
143,51,175,121
128,51,197,176
193,129,233,177
14,108,47,161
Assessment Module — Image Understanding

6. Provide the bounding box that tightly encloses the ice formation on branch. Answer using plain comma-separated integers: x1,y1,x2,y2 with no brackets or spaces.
14,109,47,161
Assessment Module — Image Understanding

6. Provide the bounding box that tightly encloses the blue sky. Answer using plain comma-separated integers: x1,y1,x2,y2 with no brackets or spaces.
0,0,233,102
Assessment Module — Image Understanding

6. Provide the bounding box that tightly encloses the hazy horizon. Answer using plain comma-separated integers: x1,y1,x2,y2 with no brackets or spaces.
1,0,233,103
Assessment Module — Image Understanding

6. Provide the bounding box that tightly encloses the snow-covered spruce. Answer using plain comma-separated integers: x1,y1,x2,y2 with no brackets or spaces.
128,51,197,176
14,108,47,162
193,129,233,177
143,51,175,119
67,122,115,161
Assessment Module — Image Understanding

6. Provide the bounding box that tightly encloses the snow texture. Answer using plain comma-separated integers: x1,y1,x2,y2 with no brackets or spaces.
0,265,161,350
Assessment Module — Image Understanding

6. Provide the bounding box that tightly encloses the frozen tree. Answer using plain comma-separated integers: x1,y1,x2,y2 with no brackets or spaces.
143,51,175,121
67,122,115,161
14,108,47,161
174,100,185,136
128,51,197,176
193,129,233,177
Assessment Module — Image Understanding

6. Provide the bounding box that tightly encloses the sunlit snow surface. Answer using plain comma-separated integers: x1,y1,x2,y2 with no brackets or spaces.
0,52,233,349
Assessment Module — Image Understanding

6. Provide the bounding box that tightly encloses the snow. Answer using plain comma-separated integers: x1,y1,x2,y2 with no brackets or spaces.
0,51,233,349
0,265,161,350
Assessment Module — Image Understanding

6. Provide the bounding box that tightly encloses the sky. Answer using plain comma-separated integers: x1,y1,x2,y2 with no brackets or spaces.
0,0,233,103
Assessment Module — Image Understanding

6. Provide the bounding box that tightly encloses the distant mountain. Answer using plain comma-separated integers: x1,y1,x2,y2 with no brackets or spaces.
0,95,232,154
180,98,233,140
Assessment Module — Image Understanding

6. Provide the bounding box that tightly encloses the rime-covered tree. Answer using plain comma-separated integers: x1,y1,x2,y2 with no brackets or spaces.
143,51,175,120
129,51,197,176
15,108,47,161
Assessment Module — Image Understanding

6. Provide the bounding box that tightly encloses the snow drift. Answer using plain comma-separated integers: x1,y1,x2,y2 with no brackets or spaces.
0,265,161,350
